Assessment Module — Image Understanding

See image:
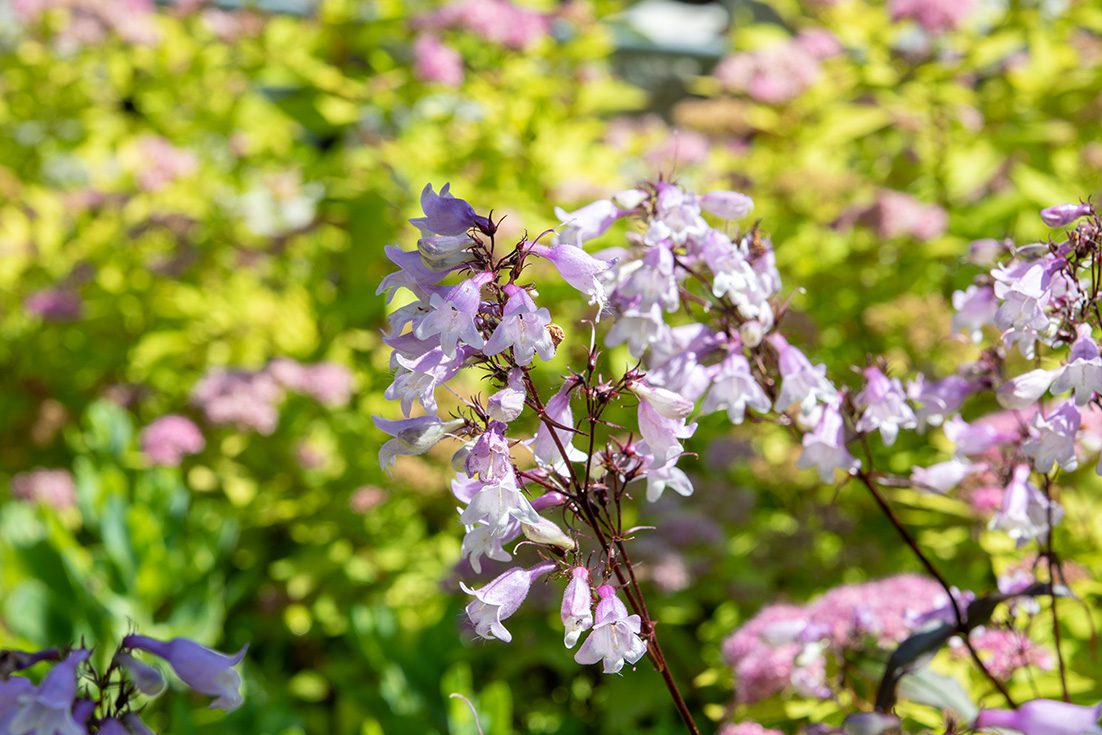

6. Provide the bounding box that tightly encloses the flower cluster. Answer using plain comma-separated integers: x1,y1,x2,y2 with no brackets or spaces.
191,357,352,435
0,635,245,735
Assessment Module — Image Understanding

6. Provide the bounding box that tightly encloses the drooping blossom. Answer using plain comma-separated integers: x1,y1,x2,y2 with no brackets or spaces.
465,421,512,482
531,381,585,470
561,566,594,648
1052,324,1102,405
1040,202,1093,228
554,199,620,247
855,366,917,446
700,350,770,424
122,635,247,711
374,415,463,469
487,368,525,423
574,585,648,674
140,415,205,467
24,288,83,322
797,399,860,482
527,243,614,312
415,273,493,356
1022,401,1081,473
989,465,1063,545
462,562,556,643
952,284,997,342
410,182,490,237
974,699,1102,735
483,285,555,366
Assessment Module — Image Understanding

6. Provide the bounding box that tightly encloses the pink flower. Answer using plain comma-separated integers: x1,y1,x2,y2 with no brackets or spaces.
412,35,464,87
890,0,974,33
24,288,83,322
11,468,77,509
140,415,206,467
714,41,822,104
135,136,198,192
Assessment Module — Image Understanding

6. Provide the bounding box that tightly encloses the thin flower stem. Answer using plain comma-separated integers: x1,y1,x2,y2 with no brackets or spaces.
522,368,701,734
1042,475,1070,701
855,470,1016,707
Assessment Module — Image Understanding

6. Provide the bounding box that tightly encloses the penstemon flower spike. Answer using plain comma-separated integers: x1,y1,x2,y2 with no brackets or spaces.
378,181,1102,730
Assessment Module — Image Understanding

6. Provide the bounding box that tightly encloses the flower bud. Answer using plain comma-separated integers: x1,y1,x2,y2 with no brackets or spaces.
117,652,167,697
521,517,576,551
1040,202,1092,228
996,368,1056,409
418,233,474,271
700,190,754,220
612,188,648,210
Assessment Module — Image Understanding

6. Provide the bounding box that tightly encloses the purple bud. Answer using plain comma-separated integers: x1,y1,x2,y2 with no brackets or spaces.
699,190,754,220
1040,202,1092,228
116,652,166,696
122,635,247,711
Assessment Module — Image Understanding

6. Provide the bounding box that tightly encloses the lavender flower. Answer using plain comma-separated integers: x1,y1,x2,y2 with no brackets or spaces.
487,368,525,422
1022,401,1081,473
989,465,1063,545
855,367,917,446
415,273,493,355
374,415,463,470
561,566,594,648
797,399,860,482
699,190,754,220
115,652,166,697
462,562,556,642
574,585,647,673
24,288,83,322
483,285,555,366
1040,203,1093,228
1052,324,1102,405
997,368,1057,409
465,421,511,481
700,351,770,424
410,183,490,236
528,243,613,312
122,635,247,711
531,381,585,470
974,699,1102,735
951,284,997,343
554,200,619,247
7,649,88,735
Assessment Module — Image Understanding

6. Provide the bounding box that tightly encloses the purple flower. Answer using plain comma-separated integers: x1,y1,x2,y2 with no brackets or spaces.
11,468,77,510
797,399,860,482
908,374,977,428
460,521,517,574
459,472,540,534
461,562,556,642
386,346,471,416
465,421,511,481
561,566,594,648
418,233,474,271
1052,324,1102,405
98,719,130,735
414,273,492,356
191,368,283,434
483,285,555,366
410,183,489,237
116,652,166,696
1022,401,1081,473
574,585,647,673
1040,203,1093,228
374,415,463,469
910,458,982,493
605,303,667,358
376,245,449,302
122,635,247,711
951,284,997,343
553,200,619,247
855,367,917,446
24,288,83,322
412,34,464,86
487,368,525,422
0,678,35,729
531,381,585,471
989,465,1063,545
769,334,836,415
122,714,155,735
527,243,613,312
140,415,205,467
639,455,695,502
636,384,696,465
7,649,88,735
943,415,1016,456
699,190,754,220
974,699,1102,735
997,368,1057,409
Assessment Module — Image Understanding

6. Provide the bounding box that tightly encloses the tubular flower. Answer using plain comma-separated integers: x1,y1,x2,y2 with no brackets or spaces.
462,562,556,643
574,585,648,674
122,635,247,711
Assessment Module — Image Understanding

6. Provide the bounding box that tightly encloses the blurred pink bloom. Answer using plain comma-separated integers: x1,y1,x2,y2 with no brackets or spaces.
413,35,464,87
418,0,551,50
714,41,822,104
17,0,158,45
267,358,353,407
350,486,386,514
140,415,205,467
191,369,283,434
890,0,974,33
24,288,82,322
719,723,783,735
795,28,843,60
11,468,77,509
840,190,948,240
135,136,198,192
954,627,1053,679
295,441,326,471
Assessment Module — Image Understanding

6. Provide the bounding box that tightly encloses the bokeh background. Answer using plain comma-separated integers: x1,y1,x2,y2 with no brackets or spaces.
1,0,1101,732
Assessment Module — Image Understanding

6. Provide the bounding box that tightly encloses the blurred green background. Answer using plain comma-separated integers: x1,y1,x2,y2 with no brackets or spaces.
1,0,1101,732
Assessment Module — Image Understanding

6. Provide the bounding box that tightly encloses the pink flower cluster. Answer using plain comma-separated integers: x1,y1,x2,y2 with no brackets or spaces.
890,0,975,33
135,136,198,193
838,189,949,241
713,31,841,104
722,575,946,703
24,288,83,322
11,468,77,509
417,0,551,50
140,415,205,467
191,359,353,434
13,0,158,46
955,627,1054,679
